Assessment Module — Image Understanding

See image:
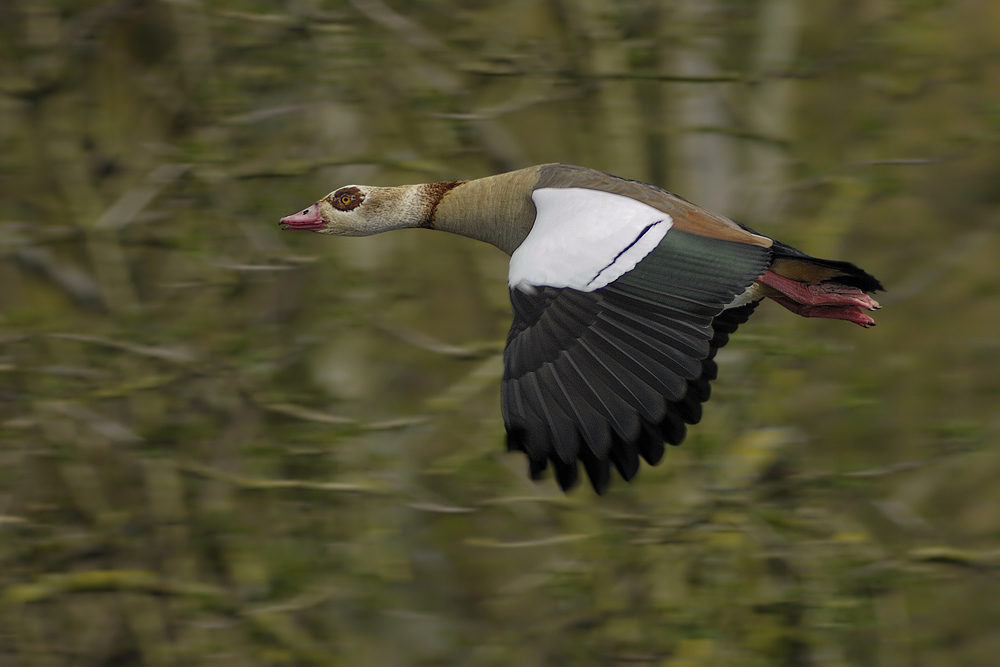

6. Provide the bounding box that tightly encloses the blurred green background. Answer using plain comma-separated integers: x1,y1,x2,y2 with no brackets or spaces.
2,1,1000,665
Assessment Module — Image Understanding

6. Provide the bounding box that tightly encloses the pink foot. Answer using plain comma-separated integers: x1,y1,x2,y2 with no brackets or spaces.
766,295,876,327
759,270,880,328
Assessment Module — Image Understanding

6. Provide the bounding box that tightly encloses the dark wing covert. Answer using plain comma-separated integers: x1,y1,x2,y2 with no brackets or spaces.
502,228,771,492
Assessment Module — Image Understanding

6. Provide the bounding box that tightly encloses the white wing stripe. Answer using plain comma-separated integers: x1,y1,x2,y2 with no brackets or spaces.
586,220,667,289
509,188,673,293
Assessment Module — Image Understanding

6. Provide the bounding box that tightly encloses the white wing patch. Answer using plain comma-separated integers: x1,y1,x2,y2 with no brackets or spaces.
508,187,672,292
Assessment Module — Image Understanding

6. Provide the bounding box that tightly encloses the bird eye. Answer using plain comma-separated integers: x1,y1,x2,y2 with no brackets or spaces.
330,187,363,211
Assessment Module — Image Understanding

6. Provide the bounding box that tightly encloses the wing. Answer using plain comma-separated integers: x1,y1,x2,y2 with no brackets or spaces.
502,222,771,493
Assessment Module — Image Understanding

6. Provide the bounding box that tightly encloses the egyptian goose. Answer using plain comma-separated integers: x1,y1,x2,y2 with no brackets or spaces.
280,164,882,493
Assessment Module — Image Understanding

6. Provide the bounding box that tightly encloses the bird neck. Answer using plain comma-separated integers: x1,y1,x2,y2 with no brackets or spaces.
430,167,541,255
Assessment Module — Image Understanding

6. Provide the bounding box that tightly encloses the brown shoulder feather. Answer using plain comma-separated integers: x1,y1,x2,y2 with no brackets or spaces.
535,164,773,248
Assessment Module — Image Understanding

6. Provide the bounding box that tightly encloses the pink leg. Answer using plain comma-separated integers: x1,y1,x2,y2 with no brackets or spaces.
759,270,881,328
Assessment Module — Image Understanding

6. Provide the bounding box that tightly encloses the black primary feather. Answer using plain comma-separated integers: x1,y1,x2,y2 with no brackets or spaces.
502,229,771,493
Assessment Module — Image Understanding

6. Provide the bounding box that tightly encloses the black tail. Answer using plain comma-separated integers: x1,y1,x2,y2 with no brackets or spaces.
770,239,884,292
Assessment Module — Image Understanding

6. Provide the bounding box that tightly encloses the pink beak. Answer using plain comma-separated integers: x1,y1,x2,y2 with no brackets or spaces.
279,204,325,231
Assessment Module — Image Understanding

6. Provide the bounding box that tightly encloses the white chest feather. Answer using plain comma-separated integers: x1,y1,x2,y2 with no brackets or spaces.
508,187,673,292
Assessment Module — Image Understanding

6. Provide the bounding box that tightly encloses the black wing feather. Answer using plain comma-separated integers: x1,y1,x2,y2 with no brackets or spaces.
502,229,771,493
562,351,642,443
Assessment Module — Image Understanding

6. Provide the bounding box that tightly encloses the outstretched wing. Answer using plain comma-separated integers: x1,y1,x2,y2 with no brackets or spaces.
502,189,771,493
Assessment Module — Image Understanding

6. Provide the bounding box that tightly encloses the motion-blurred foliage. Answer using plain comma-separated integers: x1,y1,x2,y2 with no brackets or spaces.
2,0,999,665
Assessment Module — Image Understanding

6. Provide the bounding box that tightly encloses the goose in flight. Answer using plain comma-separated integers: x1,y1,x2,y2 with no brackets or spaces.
280,164,882,493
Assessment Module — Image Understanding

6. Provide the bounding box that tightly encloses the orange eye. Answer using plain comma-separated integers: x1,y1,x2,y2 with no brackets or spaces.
331,188,362,211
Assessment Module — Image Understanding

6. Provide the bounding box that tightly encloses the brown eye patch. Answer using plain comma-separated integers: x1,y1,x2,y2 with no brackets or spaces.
329,187,364,212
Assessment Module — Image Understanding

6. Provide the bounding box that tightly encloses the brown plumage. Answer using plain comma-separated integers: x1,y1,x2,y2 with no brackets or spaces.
280,164,882,493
